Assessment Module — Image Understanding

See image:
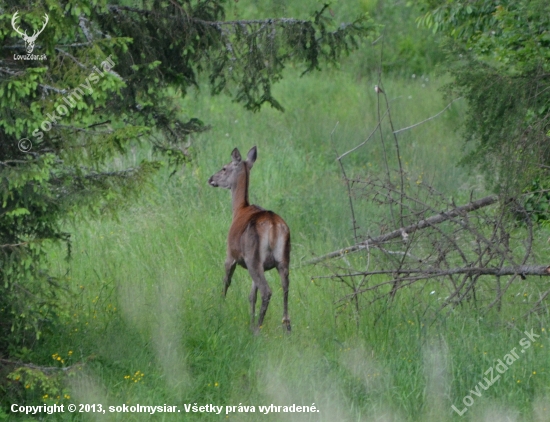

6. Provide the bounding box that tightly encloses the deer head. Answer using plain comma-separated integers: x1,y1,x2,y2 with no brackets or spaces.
12,11,49,54
208,147,257,190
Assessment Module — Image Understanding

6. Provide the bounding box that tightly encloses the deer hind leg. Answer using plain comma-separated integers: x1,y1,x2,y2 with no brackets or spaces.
249,281,258,327
278,265,291,332
246,264,272,332
223,258,237,297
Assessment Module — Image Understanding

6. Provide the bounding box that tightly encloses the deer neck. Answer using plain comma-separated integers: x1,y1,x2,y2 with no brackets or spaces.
231,165,250,218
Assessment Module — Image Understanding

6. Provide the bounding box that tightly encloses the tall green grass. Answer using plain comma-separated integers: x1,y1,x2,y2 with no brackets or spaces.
29,63,550,422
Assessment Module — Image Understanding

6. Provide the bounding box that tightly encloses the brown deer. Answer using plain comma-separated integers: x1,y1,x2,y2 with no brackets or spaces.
208,146,291,332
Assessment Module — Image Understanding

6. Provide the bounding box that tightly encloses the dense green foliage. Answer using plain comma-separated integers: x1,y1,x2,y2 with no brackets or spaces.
419,0,550,195
418,0,550,70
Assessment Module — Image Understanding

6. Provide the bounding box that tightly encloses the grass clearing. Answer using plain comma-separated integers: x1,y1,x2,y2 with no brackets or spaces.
34,66,550,421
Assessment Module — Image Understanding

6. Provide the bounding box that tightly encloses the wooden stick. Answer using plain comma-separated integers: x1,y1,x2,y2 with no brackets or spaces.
306,195,499,265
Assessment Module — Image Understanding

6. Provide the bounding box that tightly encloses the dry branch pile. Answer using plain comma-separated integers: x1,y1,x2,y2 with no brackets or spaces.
309,84,550,316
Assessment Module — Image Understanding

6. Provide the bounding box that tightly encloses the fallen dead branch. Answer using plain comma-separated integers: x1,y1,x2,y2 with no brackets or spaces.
0,358,84,373
306,194,499,265
313,265,550,279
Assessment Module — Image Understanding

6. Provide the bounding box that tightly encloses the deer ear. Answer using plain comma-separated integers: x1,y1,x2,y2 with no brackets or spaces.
247,146,257,167
231,148,242,163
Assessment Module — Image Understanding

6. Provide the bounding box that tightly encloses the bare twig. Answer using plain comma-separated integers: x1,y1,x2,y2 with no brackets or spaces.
523,288,550,317
379,85,405,226
332,122,360,243
0,358,84,373
55,48,88,69
78,15,94,43
336,111,388,161
0,242,29,248
393,97,463,134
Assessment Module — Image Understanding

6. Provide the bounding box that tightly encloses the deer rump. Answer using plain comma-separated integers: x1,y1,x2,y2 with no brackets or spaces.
228,206,290,272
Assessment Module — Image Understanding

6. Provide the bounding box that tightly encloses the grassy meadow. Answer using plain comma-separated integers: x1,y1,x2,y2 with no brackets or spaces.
31,64,550,422
10,2,550,421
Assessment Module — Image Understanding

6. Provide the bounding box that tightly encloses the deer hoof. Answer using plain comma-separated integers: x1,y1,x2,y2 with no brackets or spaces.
282,320,291,332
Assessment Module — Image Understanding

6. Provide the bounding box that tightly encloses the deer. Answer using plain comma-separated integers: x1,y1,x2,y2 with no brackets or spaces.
208,146,291,333
11,11,49,54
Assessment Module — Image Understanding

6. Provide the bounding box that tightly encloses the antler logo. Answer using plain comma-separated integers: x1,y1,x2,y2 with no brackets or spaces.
11,11,49,54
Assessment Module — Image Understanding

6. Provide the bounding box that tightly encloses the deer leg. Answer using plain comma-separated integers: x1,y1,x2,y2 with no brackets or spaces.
223,258,237,297
246,265,271,332
249,281,258,326
256,277,272,329
278,265,291,332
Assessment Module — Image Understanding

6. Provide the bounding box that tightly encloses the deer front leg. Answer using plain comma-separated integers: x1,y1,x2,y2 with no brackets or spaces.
223,258,237,297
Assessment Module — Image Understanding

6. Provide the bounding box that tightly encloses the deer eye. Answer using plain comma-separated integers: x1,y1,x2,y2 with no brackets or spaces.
222,167,226,172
